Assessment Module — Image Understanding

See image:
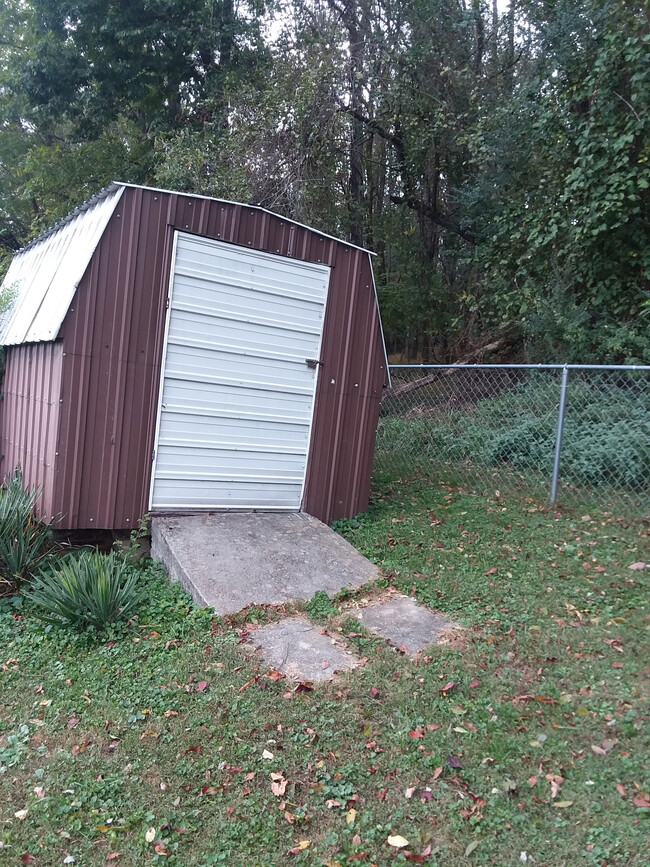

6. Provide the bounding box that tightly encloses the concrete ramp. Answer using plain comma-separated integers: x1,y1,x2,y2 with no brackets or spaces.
151,512,379,615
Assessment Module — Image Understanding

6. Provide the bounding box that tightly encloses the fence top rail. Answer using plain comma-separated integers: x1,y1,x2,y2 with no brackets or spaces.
389,363,650,371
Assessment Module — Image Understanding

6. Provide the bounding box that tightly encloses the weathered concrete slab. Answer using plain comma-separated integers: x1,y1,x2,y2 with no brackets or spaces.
251,617,360,681
151,512,379,615
356,595,456,654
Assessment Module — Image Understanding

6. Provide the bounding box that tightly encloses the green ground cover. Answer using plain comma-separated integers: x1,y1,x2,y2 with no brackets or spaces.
1,481,648,865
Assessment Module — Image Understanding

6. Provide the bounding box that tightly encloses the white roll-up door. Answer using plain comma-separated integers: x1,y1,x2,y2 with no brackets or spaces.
150,233,330,510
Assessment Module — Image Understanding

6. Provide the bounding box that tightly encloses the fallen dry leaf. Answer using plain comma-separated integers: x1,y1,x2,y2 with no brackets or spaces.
145,827,156,843
287,840,310,855
271,778,288,797
616,783,626,798
439,680,456,694
633,792,650,808
346,808,356,824
387,835,409,848
628,562,646,571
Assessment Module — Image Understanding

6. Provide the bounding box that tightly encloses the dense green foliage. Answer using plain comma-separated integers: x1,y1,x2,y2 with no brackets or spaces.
0,0,648,359
0,469,53,593
24,549,142,630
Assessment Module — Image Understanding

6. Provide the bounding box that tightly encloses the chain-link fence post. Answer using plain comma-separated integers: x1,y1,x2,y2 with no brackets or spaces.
549,365,570,504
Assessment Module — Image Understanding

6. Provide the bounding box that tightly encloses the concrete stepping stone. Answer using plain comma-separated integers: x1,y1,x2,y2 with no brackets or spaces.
251,618,360,682
355,595,456,654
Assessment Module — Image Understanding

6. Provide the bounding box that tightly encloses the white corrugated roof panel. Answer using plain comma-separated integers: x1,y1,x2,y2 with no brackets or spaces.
0,185,124,345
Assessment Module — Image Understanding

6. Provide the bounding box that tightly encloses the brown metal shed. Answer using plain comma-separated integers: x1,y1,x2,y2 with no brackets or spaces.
0,183,387,529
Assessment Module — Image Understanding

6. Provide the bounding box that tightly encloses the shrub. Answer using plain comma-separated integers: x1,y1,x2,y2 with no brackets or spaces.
0,469,53,594
24,550,142,630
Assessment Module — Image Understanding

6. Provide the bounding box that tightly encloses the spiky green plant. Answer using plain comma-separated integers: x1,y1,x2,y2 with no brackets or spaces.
0,469,53,594
25,550,142,630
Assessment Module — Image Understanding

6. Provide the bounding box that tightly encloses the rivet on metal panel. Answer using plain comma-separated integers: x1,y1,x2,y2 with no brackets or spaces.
154,196,158,200
185,225,189,228
331,379,336,385
117,214,120,218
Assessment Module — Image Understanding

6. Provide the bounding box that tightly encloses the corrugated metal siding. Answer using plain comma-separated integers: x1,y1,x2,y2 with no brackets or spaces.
0,342,62,520
17,185,385,528
0,187,124,345
302,247,386,522
54,187,170,528
151,233,329,509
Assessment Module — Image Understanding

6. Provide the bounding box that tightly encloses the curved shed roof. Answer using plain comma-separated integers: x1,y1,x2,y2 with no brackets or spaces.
0,182,377,348
0,186,124,345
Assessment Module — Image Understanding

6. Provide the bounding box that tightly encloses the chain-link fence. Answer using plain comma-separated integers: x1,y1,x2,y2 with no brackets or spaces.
374,364,650,512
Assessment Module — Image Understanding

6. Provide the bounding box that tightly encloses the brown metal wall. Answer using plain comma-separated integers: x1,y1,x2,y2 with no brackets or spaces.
0,341,62,520
47,186,386,528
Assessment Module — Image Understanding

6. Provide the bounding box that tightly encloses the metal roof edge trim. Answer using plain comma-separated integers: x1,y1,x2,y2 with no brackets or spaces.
11,183,124,256
112,182,377,256
369,264,391,386
0,185,125,345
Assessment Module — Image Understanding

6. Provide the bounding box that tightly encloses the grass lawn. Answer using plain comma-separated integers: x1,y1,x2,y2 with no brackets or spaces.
1,480,648,865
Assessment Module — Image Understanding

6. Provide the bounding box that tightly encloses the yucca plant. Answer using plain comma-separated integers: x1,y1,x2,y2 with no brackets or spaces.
24,550,142,630
0,469,53,594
